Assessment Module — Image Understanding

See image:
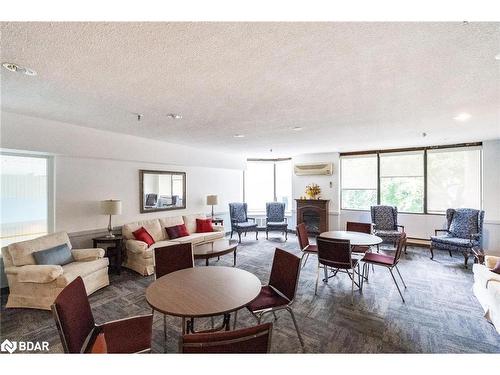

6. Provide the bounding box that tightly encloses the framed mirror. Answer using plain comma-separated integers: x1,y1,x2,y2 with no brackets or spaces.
139,170,186,213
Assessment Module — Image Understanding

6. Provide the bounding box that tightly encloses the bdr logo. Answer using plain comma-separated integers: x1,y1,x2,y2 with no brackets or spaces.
1,339,49,353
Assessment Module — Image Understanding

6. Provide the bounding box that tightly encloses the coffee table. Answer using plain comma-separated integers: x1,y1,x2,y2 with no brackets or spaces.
146,266,261,351
193,239,238,266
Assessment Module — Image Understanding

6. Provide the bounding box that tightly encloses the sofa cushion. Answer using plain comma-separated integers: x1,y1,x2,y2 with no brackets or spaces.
196,218,214,233
203,231,225,242
166,224,189,239
167,233,205,245
16,264,64,283
123,219,163,241
57,258,109,287
133,227,155,246
33,243,74,266
183,214,207,234
430,235,475,247
159,217,185,238
8,232,73,267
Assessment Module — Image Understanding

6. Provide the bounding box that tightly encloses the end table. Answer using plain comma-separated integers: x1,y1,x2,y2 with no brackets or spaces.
92,235,123,275
211,217,224,226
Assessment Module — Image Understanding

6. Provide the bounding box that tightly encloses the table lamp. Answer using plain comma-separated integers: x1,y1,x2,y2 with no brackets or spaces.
101,200,122,238
206,195,218,219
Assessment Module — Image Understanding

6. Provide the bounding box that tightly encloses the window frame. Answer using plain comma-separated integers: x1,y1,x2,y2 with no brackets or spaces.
0,151,55,245
340,142,482,215
243,158,292,213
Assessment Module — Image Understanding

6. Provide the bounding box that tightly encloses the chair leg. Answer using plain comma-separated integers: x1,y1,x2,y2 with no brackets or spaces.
233,310,238,330
230,230,233,239
351,269,355,305
285,230,288,241
256,230,258,240
323,266,328,283
315,264,320,295
404,244,408,254
464,252,469,269
430,244,434,259
266,229,268,240
389,268,405,303
238,232,242,243
286,307,304,349
394,265,407,289
449,250,453,257
272,311,278,321
301,253,310,269
377,244,380,253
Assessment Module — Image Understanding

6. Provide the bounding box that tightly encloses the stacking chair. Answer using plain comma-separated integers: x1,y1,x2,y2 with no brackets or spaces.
154,243,194,350
346,221,372,253
361,233,408,302
266,202,288,240
51,277,153,353
179,323,273,353
235,248,304,348
296,223,318,268
315,237,362,304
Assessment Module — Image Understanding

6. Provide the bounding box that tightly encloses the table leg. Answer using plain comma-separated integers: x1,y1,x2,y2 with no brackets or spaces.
163,314,167,353
116,242,122,275
206,258,209,266
233,249,237,267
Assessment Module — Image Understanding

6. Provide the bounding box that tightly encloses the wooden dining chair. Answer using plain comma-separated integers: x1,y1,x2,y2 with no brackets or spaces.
361,233,408,302
316,236,362,304
154,243,194,351
179,323,273,353
296,223,318,268
346,221,372,253
51,277,153,353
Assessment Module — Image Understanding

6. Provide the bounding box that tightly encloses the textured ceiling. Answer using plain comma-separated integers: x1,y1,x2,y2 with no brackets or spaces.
1,22,499,157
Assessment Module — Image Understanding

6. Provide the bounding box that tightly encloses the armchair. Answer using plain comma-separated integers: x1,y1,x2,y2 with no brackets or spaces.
370,205,405,251
265,202,288,241
229,203,258,243
430,208,484,268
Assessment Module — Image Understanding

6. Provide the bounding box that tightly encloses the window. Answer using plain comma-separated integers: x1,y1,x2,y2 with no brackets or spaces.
340,144,482,214
380,151,424,213
244,159,292,212
427,147,482,213
341,155,377,210
1,153,53,247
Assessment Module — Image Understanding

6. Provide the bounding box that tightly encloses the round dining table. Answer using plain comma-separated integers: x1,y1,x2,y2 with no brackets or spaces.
146,266,261,351
319,230,383,246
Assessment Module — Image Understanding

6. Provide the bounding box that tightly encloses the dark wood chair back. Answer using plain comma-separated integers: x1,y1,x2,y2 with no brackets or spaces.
154,243,194,279
317,237,353,270
180,323,273,353
394,232,407,265
51,277,95,353
269,248,301,302
296,223,310,250
346,221,371,234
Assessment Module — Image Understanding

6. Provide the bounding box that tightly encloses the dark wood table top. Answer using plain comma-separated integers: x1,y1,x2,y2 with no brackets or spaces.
146,266,261,318
193,239,238,259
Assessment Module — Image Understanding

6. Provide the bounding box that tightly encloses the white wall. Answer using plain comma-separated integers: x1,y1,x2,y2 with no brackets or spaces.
291,140,500,255
1,112,244,233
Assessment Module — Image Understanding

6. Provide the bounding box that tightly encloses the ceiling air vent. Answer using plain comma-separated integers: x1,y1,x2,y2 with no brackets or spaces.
294,162,333,176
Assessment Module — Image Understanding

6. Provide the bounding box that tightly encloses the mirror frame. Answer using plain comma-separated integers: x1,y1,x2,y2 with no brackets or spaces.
139,169,186,213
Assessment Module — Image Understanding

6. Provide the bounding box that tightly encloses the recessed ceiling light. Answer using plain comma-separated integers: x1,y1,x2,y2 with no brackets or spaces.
2,62,37,76
167,113,182,119
453,113,471,122
233,134,245,138
292,126,303,131
495,53,500,60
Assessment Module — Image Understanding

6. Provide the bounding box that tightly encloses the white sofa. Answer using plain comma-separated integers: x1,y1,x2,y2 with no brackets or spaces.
122,214,225,276
1,232,109,310
472,255,500,334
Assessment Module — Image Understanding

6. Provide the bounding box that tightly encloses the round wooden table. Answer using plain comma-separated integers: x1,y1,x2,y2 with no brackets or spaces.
193,239,238,266
146,266,261,348
319,231,383,246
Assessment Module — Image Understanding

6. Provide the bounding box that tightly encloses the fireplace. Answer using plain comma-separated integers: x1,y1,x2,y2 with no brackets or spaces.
296,199,329,235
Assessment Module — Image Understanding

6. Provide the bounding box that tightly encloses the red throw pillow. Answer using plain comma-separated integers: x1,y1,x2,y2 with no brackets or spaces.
492,259,500,275
196,218,214,233
166,224,189,239
132,227,155,246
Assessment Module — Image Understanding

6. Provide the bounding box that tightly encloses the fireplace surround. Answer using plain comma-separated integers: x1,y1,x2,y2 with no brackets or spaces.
295,199,329,235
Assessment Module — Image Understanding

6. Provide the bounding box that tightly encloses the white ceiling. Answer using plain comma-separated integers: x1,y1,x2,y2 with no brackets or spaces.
1,22,499,157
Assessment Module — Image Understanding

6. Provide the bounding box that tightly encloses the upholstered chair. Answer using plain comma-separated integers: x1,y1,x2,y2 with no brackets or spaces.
265,202,288,240
51,277,153,353
229,203,258,243
370,205,405,251
179,323,273,353
430,208,485,268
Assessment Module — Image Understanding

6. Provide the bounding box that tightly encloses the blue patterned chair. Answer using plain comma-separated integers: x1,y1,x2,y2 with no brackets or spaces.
229,203,258,243
265,202,288,241
430,208,484,268
370,205,405,252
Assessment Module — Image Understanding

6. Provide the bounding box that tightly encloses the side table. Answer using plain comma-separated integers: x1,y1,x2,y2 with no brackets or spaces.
92,235,123,275
211,217,224,226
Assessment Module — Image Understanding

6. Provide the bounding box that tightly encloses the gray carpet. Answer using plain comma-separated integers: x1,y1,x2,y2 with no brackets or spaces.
2,234,499,353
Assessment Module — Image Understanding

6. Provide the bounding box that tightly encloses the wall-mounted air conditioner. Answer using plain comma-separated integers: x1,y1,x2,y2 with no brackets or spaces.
294,162,333,176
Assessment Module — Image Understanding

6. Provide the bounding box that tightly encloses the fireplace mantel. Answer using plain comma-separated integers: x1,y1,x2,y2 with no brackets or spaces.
295,199,329,235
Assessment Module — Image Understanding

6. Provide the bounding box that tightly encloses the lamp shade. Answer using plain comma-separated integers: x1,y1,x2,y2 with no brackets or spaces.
206,195,218,206
101,200,122,215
